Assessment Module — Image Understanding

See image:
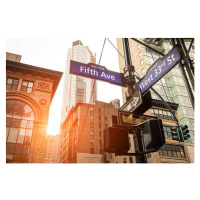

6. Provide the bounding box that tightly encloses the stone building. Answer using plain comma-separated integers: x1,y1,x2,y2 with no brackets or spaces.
60,100,119,163
6,52,63,163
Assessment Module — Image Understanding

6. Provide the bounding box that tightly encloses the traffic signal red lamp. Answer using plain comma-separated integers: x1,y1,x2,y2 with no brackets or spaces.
143,119,165,151
170,126,179,141
104,127,130,155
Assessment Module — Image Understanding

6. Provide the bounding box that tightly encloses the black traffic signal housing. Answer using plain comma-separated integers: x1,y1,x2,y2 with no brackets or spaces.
104,127,130,155
181,125,190,140
171,126,179,141
143,119,165,151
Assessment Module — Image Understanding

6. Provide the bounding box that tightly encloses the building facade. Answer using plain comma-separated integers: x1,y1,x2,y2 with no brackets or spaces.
61,40,97,123
116,38,194,162
43,134,60,163
6,52,63,163
60,100,119,163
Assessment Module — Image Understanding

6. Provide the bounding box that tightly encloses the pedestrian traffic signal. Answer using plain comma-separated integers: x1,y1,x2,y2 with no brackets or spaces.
143,119,165,151
171,126,179,141
104,127,130,155
181,125,190,140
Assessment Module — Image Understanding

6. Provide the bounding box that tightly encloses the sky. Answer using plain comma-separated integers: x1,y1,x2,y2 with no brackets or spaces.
6,38,124,135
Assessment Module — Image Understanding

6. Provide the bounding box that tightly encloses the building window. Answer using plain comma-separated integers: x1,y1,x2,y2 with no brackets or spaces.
139,51,142,57
99,116,101,121
99,108,101,113
129,156,133,163
90,140,94,145
105,117,107,121
90,122,94,128
90,148,94,154
6,100,34,163
189,119,194,127
140,60,143,66
90,115,94,120
174,68,181,75
99,140,102,147
90,131,94,136
182,97,191,105
99,123,101,129
99,131,102,137
174,77,184,85
137,44,140,50
142,68,145,75
150,109,176,121
158,144,186,158
123,158,127,163
186,108,194,116
177,86,187,94
20,81,34,93
6,77,19,90
90,108,94,111
163,126,173,138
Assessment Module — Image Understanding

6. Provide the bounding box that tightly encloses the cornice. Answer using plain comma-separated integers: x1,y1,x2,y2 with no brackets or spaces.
152,99,179,110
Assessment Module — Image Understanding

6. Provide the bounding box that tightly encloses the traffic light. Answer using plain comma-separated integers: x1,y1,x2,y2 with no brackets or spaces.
181,125,190,140
170,126,179,141
143,119,165,151
104,127,130,155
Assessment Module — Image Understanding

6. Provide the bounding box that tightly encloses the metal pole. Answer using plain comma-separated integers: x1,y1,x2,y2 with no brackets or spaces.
187,39,195,75
176,38,194,90
122,38,136,101
187,38,194,55
180,63,194,110
171,39,194,110
134,129,147,163
122,38,147,163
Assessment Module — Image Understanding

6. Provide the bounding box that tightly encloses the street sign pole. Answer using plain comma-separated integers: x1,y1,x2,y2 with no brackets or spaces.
176,38,194,90
134,128,147,163
171,38,194,110
122,38,136,100
122,38,147,163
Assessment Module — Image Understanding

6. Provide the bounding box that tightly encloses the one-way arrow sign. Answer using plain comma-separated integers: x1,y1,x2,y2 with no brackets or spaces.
119,89,142,112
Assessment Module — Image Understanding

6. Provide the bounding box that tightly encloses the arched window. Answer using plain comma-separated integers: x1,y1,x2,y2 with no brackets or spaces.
6,100,34,163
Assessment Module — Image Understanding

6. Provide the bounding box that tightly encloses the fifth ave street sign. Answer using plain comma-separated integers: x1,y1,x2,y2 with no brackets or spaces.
70,60,126,87
119,89,142,112
136,47,181,94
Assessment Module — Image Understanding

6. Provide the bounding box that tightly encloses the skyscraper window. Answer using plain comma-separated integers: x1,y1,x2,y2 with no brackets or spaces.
142,68,145,75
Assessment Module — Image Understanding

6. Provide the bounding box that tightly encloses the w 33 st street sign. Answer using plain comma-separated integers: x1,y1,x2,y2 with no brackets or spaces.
137,47,181,94
70,60,126,87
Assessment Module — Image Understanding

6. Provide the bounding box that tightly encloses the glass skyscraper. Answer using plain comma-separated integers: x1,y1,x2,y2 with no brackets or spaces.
61,40,97,123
